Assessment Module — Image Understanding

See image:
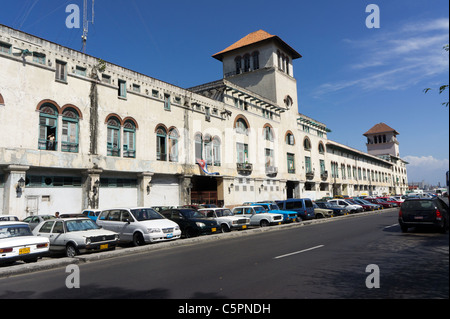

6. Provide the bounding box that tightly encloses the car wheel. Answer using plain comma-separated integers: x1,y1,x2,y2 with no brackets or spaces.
66,244,78,258
133,232,145,246
185,228,198,238
221,224,230,233
400,224,409,233
260,220,270,227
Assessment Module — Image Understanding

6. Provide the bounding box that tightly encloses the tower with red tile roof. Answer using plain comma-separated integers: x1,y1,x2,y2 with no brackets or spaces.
364,123,401,158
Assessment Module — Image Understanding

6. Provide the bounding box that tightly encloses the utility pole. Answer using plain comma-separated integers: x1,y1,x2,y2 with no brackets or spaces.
82,0,95,53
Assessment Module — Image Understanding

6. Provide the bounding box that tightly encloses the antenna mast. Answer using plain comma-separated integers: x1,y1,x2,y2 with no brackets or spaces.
82,0,95,53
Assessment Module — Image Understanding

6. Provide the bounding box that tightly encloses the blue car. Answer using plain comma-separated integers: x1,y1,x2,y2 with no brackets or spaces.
276,199,316,221
82,209,101,222
250,203,298,223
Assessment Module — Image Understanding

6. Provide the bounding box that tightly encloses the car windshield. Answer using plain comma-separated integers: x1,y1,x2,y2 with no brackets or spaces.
269,204,280,210
180,210,205,219
0,225,33,239
359,199,372,204
131,208,165,221
217,209,233,217
66,219,100,232
253,206,266,214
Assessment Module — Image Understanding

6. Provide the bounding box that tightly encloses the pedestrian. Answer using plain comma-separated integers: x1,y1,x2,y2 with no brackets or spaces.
55,212,60,218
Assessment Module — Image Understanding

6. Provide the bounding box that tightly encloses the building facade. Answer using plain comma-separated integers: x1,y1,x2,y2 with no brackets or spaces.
0,26,409,219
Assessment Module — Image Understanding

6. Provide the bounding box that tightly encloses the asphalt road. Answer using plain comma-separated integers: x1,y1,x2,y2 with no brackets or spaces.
0,209,448,300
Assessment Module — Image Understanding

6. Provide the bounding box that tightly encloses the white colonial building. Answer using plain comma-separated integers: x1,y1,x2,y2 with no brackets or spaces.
0,26,408,219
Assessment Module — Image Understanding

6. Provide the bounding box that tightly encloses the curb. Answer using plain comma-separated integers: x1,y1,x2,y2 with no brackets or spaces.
0,209,395,279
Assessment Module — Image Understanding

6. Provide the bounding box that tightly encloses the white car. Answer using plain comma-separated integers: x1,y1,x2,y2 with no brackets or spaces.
96,207,181,246
0,222,50,265
33,218,119,258
0,215,20,222
198,208,251,232
327,199,363,214
231,205,284,227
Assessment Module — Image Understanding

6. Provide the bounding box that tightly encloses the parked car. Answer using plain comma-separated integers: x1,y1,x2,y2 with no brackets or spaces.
347,199,374,211
0,215,20,222
328,199,363,214
399,197,449,233
33,218,119,258
82,209,102,222
22,215,55,230
0,222,50,265
231,206,284,227
97,208,181,245
312,202,334,218
315,201,349,216
275,199,315,221
352,198,382,211
377,197,401,207
251,202,298,223
197,208,250,232
160,208,219,238
365,198,393,209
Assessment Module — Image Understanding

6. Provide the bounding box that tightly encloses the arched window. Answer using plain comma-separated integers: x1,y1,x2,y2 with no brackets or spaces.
213,136,221,167
303,137,311,151
204,134,213,165
243,54,251,72
195,133,203,161
264,125,274,142
123,120,137,158
61,108,80,153
156,126,167,161
318,142,325,154
235,56,242,75
39,104,59,151
252,51,260,70
235,118,249,135
107,117,121,157
285,132,295,145
169,128,179,162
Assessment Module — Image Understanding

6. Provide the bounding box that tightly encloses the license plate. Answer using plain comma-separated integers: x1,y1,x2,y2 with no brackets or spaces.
166,233,173,239
211,228,217,232
278,222,282,225
100,244,108,250
242,225,247,229
414,216,424,220
19,247,30,255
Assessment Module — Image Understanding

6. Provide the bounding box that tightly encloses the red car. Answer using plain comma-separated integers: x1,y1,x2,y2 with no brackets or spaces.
377,197,401,207
365,198,393,209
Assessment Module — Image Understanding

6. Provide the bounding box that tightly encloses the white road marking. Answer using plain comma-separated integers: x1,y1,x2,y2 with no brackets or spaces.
384,224,399,229
274,245,325,260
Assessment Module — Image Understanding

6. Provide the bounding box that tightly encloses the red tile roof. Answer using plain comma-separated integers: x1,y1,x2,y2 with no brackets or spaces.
364,123,400,136
212,30,302,61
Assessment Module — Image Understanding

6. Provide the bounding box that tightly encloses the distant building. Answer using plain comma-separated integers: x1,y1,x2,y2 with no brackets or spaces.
0,26,408,218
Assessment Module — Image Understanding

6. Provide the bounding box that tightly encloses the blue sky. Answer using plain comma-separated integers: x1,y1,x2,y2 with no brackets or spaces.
1,0,449,186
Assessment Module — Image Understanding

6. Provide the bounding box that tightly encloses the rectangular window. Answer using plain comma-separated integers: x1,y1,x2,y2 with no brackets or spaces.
107,127,120,157
132,84,141,93
123,130,136,158
265,148,274,168
205,107,211,121
287,153,295,174
102,74,111,84
33,52,46,65
118,80,127,98
75,66,87,76
55,60,67,82
236,143,248,164
305,156,312,173
61,120,79,153
320,160,326,174
0,42,11,54
164,94,171,111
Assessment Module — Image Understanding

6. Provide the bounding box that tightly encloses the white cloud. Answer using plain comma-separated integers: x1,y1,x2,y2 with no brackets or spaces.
404,155,449,184
313,18,449,97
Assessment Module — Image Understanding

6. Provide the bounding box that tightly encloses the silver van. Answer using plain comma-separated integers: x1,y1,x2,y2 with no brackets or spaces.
97,207,181,246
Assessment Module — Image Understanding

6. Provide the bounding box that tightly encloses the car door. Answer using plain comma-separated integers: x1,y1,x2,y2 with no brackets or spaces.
118,210,135,242
50,220,67,252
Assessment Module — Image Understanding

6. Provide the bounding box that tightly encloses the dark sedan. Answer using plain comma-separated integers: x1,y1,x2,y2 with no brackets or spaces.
161,208,220,238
